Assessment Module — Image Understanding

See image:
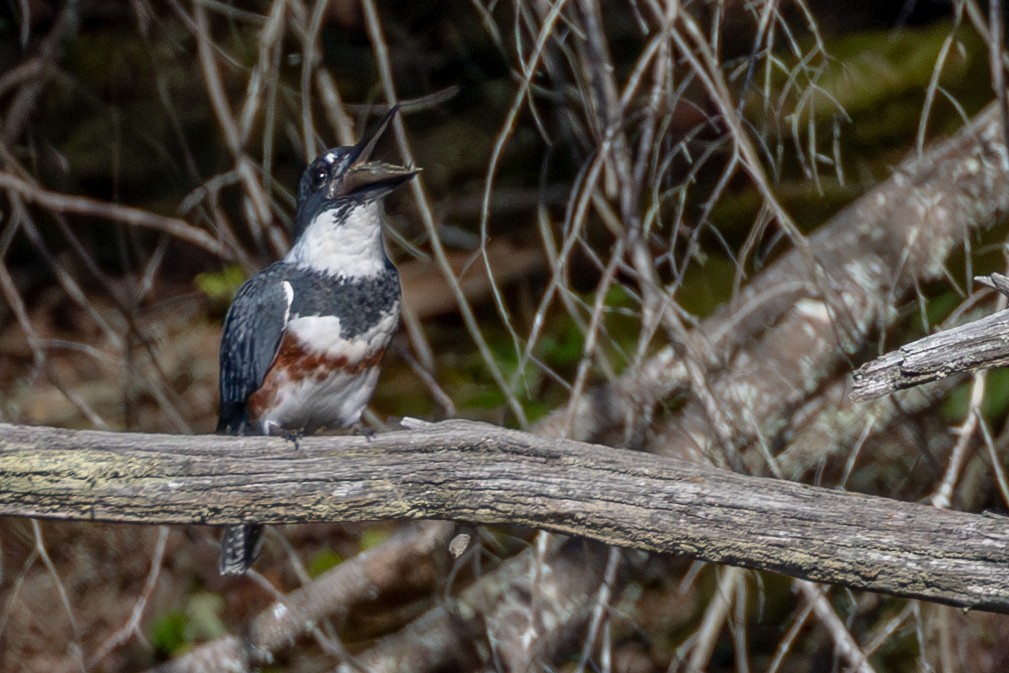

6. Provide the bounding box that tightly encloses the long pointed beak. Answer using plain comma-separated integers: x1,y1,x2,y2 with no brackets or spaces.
330,105,419,198
348,105,399,167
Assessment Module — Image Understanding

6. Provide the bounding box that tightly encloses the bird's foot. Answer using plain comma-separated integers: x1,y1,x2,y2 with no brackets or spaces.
264,421,303,449
352,422,376,442
284,429,303,450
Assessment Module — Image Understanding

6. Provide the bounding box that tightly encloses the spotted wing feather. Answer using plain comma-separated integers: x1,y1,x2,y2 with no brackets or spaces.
217,264,293,435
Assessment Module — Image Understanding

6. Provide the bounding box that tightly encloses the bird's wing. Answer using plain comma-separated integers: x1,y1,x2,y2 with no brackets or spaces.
217,265,294,435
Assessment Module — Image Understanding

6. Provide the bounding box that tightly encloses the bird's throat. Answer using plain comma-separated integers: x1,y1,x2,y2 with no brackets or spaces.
286,201,390,278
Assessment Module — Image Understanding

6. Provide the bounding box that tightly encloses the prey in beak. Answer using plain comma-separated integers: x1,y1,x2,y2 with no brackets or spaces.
328,105,419,200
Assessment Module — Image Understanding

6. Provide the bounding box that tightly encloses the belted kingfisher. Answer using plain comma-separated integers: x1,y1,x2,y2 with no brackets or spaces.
216,106,417,575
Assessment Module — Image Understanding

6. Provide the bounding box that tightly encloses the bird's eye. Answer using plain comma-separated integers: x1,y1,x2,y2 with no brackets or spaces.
309,164,328,191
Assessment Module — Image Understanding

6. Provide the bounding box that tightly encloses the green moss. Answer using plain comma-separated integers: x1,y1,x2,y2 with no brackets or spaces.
307,549,344,577
359,527,392,551
750,23,983,130
195,265,247,303
150,610,188,656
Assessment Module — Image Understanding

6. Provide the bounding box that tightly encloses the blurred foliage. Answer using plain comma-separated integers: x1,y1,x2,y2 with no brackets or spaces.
149,592,226,657
307,548,344,578
944,368,1009,423
150,609,189,657
194,265,247,304
183,592,228,642
358,526,392,551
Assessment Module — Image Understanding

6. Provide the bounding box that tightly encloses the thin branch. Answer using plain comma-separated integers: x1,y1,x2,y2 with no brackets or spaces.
796,581,876,673
0,170,227,258
88,526,169,666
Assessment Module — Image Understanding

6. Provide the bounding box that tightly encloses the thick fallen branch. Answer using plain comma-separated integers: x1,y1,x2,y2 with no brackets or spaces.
509,98,1009,670
1,420,1008,612
653,101,1009,464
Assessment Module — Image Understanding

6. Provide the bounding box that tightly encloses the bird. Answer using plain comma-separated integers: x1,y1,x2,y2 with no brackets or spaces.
215,106,418,575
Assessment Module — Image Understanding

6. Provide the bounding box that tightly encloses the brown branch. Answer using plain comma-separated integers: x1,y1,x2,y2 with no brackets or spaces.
1,420,1008,613
0,170,227,258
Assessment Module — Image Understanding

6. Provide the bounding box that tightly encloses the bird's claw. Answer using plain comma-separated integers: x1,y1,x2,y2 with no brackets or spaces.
353,423,376,442
281,428,303,450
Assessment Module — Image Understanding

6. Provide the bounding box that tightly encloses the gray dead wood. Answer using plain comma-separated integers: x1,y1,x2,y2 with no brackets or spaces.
652,103,1009,465
1,420,1008,613
851,274,1009,400
72,101,1009,673
478,99,1009,671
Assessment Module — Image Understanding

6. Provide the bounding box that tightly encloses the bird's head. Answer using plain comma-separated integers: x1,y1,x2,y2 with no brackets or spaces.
292,105,418,243
288,105,417,274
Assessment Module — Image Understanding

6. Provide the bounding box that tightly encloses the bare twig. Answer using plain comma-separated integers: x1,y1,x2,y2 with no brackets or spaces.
851,274,1009,401
0,170,227,257
796,581,876,673
88,526,169,666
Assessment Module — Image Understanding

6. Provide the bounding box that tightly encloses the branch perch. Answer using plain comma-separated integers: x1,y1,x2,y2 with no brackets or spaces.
1,420,1008,612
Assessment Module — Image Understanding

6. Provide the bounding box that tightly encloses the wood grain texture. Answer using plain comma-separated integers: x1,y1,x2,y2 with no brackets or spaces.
1,420,1008,612
851,307,1009,400
850,274,1009,401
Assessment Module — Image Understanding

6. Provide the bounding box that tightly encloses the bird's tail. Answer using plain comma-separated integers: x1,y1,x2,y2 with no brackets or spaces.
219,523,265,575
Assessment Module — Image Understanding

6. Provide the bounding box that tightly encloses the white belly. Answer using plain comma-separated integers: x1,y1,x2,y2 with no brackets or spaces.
259,366,380,434
255,310,397,435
